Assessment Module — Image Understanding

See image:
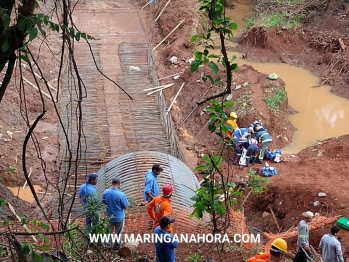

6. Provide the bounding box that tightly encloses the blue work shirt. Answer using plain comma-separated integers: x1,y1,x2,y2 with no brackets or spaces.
255,128,272,143
102,188,130,223
233,128,249,139
154,226,178,262
79,183,97,206
144,170,159,202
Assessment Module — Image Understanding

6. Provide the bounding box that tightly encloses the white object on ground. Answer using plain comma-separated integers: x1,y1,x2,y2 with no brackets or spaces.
170,56,178,64
129,66,141,72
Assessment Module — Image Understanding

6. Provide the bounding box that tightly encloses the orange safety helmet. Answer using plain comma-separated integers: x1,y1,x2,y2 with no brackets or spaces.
162,184,174,197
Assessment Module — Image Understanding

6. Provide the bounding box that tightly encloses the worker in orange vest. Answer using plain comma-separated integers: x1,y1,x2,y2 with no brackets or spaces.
247,238,288,262
146,184,174,234
226,112,239,139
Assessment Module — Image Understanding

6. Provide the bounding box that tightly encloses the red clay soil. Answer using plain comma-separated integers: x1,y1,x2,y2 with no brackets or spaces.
0,0,349,260
148,0,349,260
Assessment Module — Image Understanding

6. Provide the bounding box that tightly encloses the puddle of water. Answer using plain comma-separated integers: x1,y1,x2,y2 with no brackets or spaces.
195,2,349,154
226,0,254,38
7,185,42,203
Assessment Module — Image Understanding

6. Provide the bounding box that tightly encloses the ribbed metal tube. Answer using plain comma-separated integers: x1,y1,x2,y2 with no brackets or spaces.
95,151,200,211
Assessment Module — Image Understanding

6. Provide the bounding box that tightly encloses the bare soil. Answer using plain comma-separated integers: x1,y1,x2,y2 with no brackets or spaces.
1,0,349,260
147,0,349,260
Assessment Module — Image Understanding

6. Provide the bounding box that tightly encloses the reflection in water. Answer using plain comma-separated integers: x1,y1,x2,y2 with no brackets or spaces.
7,185,42,203
196,1,349,154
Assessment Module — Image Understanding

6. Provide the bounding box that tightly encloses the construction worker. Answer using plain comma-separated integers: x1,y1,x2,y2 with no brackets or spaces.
102,177,129,250
255,124,272,164
297,211,314,260
146,184,174,234
249,120,263,133
79,173,99,234
233,127,250,139
319,226,344,262
226,112,239,138
144,164,163,229
247,238,288,262
154,216,178,262
245,138,260,167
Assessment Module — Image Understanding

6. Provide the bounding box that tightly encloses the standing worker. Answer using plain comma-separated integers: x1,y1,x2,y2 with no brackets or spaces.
246,238,288,262
144,164,163,229
79,173,99,234
297,211,314,260
226,112,239,138
102,177,129,250
319,226,344,262
255,124,273,164
154,216,178,262
146,184,174,234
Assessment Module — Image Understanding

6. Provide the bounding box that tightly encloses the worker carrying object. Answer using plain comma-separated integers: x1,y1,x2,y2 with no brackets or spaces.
246,238,288,262
146,184,174,234
226,112,239,138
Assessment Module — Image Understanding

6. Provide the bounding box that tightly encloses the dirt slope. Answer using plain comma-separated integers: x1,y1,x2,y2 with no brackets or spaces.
148,0,349,259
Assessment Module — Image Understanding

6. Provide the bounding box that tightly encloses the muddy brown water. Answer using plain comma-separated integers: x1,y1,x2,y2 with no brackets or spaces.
198,0,349,154
7,185,42,203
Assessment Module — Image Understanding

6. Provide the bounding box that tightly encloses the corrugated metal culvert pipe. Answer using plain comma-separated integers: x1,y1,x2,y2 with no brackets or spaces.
95,151,208,232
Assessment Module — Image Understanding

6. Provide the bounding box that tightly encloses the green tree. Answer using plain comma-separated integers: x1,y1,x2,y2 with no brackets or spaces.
190,0,238,105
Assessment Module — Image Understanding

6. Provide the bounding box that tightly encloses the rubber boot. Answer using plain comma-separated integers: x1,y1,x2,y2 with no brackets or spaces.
251,156,256,164
245,157,250,167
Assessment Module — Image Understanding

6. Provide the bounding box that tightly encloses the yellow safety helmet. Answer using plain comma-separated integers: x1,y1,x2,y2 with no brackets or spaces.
230,112,237,118
271,238,287,253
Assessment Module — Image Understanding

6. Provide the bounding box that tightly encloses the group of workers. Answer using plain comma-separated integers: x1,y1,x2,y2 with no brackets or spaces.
225,112,273,166
247,211,344,262
78,164,178,261
79,167,345,262
79,174,129,250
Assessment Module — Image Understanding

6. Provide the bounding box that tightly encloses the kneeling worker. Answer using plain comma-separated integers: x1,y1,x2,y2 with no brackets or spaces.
247,238,288,262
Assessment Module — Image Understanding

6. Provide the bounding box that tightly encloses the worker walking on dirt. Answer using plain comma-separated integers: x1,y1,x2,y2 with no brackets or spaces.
297,211,314,261
79,173,100,234
144,164,163,229
319,226,344,262
146,184,174,234
246,238,288,262
102,177,129,250
255,124,272,164
245,138,260,167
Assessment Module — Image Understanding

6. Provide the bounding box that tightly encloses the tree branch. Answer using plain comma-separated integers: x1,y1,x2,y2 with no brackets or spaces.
0,53,16,103
5,226,79,236
197,89,229,105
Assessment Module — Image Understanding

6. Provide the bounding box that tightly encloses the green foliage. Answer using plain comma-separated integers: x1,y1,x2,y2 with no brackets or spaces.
64,222,86,261
246,169,269,194
206,99,234,138
82,194,106,226
191,154,241,223
247,1,306,30
0,4,95,55
190,0,238,85
246,16,255,28
185,253,203,262
264,88,287,112
9,166,17,171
